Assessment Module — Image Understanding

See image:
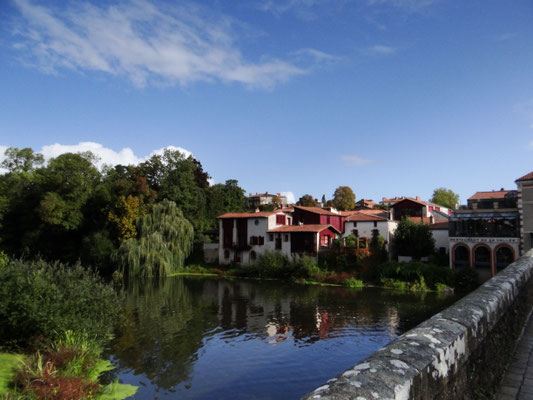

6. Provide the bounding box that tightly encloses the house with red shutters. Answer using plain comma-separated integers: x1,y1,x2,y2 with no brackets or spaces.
217,207,341,265
341,211,397,253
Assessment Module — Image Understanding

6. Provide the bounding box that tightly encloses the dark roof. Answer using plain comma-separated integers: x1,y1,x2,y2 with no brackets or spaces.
293,206,341,216
429,221,449,230
516,171,533,182
218,212,275,219
268,224,341,234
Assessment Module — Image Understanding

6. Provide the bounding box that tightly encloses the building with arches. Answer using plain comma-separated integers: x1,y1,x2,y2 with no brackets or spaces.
449,173,533,281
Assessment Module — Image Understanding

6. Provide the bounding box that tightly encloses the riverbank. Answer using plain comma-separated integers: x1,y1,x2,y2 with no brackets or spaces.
173,258,473,293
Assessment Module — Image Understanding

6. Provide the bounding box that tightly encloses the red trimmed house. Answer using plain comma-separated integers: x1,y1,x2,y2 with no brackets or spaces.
292,206,345,234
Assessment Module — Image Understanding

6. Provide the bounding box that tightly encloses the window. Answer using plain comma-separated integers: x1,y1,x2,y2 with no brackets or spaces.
320,235,330,248
352,229,359,237
224,250,230,259
373,221,378,228
250,251,257,261
269,234,274,241
258,236,265,245
284,234,289,242
276,215,286,225
250,236,258,245
353,222,357,227
254,219,259,226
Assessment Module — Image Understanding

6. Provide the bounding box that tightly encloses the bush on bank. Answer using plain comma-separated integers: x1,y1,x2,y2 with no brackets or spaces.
378,261,455,291
0,259,122,349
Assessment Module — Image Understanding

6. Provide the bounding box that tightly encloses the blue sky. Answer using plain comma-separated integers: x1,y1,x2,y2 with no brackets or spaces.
1,0,532,205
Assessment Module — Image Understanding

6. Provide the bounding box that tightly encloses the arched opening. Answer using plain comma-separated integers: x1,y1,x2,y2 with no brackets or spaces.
453,245,469,270
250,250,257,262
496,246,514,271
474,245,491,282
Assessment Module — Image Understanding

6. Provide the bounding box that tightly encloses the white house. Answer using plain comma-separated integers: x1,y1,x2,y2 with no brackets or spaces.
341,211,397,253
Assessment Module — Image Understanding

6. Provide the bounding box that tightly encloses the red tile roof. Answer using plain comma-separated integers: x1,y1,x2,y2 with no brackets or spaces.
516,171,533,182
345,212,388,222
218,212,275,219
468,191,510,200
293,206,340,216
429,221,449,230
268,224,340,234
359,209,389,217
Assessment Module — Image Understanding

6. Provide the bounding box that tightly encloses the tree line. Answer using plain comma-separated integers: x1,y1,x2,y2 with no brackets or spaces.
0,147,249,275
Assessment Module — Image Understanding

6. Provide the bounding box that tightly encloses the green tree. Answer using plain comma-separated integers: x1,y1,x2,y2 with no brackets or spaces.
392,218,435,260
321,194,326,204
1,147,44,174
332,186,356,211
114,200,194,278
430,187,459,209
207,179,247,220
140,149,210,234
298,194,316,207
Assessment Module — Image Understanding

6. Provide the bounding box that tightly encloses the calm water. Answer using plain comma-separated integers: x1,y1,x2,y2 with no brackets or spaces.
109,277,460,400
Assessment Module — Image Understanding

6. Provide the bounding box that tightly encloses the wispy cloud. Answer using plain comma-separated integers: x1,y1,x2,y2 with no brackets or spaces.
365,44,397,55
258,0,437,17
496,32,517,42
9,0,313,89
0,142,193,171
366,0,438,12
341,155,375,166
291,48,342,65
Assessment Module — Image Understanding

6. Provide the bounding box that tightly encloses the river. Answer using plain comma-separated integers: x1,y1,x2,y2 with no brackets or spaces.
109,276,460,399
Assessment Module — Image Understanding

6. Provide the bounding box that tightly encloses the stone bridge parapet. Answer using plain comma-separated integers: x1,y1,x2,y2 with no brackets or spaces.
302,250,533,400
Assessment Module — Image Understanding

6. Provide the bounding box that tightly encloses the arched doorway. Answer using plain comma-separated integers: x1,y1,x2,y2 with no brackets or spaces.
453,245,469,270
495,245,514,272
474,245,492,282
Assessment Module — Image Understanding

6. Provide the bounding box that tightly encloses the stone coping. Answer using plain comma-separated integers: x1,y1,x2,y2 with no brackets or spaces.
302,250,533,400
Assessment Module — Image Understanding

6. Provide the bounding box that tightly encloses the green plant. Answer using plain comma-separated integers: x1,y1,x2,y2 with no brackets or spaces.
381,278,408,291
0,259,122,349
114,199,194,278
343,278,364,288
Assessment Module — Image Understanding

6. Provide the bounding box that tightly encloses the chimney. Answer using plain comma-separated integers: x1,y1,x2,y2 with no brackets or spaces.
382,197,386,201
416,196,420,201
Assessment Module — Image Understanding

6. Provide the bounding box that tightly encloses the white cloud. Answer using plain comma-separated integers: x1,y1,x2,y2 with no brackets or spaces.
259,0,436,17
341,155,374,166
291,48,342,65
365,0,437,12
10,0,307,89
280,191,296,204
0,142,193,171
366,44,397,55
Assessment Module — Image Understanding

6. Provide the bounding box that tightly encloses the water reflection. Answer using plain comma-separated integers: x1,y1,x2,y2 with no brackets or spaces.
110,277,459,399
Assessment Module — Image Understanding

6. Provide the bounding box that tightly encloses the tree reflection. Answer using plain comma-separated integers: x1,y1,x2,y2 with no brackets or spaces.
110,277,459,393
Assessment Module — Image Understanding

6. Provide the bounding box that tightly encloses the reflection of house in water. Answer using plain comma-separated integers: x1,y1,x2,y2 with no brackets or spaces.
449,188,520,281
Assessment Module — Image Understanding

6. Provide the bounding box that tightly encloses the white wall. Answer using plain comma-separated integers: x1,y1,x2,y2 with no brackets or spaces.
431,229,449,253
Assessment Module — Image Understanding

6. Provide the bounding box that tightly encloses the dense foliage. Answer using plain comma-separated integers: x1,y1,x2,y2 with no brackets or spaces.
232,252,320,280
378,261,455,290
392,218,435,260
0,147,247,274
331,186,356,211
430,187,459,210
114,200,194,278
0,259,122,349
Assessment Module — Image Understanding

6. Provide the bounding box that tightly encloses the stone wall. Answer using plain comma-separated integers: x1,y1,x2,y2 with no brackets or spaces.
302,250,533,400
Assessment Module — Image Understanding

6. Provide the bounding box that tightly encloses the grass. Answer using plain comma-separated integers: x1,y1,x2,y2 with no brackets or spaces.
0,353,25,395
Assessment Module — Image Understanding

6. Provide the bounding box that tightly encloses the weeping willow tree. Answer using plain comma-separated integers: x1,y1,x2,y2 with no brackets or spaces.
114,200,194,278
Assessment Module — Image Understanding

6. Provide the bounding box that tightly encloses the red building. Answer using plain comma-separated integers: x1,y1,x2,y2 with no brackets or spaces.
292,206,345,234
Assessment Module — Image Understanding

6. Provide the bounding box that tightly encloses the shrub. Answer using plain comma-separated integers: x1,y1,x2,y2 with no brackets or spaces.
343,278,364,288
0,259,122,349
378,261,454,290
287,255,321,279
454,268,480,292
